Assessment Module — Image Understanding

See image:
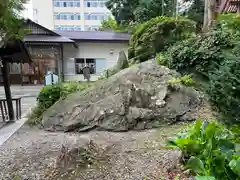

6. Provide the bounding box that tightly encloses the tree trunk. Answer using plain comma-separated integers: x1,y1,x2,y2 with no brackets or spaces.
203,0,217,32
208,0,217,29
203,0,209,32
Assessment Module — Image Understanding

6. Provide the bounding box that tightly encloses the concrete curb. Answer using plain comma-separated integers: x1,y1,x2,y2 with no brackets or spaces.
0,105,35,146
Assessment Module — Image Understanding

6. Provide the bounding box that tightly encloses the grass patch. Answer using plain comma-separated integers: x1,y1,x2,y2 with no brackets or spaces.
26,106,44,126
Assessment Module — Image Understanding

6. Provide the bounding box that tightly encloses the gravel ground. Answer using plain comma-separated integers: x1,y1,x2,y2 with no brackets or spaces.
0,124,188,180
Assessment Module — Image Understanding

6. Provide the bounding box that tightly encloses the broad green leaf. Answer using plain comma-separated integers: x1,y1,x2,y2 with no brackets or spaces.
189,120,203,139
229,159,240,176
186,156,206,175
212,153,226,174
195,176,216,180
185,141,203,154
205,122,217,141
219,139,235,151
235,144,240,156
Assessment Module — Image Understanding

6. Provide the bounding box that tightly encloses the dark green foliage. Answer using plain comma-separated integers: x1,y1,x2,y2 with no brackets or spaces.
207,52,240,124
105,0,138,24
37,84,62,110
182,0,204,32
105,0,176,25
37,82,91,109
129,16,195,62
28,82,91,125
160,29,240,124
164,30,233,77
167,120,240,180
133,0,177,23
0,0,29,40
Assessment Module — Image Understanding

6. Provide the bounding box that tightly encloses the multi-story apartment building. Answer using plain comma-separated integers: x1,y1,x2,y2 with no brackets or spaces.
24,0,111,31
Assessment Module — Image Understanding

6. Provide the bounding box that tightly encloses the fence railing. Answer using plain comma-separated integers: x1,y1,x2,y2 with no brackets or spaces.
0,97,21,122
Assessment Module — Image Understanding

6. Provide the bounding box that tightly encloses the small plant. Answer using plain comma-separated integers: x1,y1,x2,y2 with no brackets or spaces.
28,82,91,125
167,120,240,180
156,53,168,66
27,106,45,125
167,75,196,87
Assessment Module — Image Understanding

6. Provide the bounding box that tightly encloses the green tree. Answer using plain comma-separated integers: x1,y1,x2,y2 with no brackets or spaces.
183,0,204,31
129,16,195,62
105,0,139,24
99,17,127,32
0,0,28,42
134,0,177,22
105,0,176,25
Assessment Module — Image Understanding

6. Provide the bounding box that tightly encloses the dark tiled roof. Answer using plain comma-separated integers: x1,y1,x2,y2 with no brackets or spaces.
55,31,130,41
24,34,75,43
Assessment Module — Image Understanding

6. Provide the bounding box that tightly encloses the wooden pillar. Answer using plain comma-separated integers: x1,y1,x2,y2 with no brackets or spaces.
20,61,23,86
1,60,14,121
60,44,64,82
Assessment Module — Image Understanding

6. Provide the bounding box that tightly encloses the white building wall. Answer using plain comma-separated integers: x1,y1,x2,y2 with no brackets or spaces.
28,0,112,31
62,41,129,81
32,0,54,29
22,0,33,20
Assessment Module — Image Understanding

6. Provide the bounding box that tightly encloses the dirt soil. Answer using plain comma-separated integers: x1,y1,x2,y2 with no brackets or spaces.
0,124,190,180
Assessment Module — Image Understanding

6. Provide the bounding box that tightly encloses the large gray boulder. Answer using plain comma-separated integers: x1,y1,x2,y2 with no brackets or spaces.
42,60,201,132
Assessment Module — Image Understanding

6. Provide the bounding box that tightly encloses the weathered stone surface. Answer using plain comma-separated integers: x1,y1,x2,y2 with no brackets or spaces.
116,50,129,71
42,60,201,132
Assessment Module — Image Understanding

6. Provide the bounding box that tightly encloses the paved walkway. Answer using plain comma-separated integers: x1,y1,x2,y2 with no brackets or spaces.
0,85,42,98
0,85,42,146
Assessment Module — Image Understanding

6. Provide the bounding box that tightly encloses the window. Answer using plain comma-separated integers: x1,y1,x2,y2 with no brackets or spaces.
54,12,81,20
74,2,80,7
54,13,61,20
84,25,99,31
75,26,81,31
53,0,80,8
54,25,81,31
84,0,107,8
84,13,106,21
75,59,96,74
9,63,21,74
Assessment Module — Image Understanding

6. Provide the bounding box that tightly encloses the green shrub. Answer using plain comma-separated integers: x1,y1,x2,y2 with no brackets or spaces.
28,82,91,125
165,30,233,77
156,52,168,65
167,120,240,180
37,84,62,109
60,82,92,98
129,16,195,63
207,52,240,124
37,82,91,109
160,29,240,125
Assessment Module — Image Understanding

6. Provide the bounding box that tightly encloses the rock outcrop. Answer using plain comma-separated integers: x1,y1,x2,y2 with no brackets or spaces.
42,60,201,132
116,50,129,71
